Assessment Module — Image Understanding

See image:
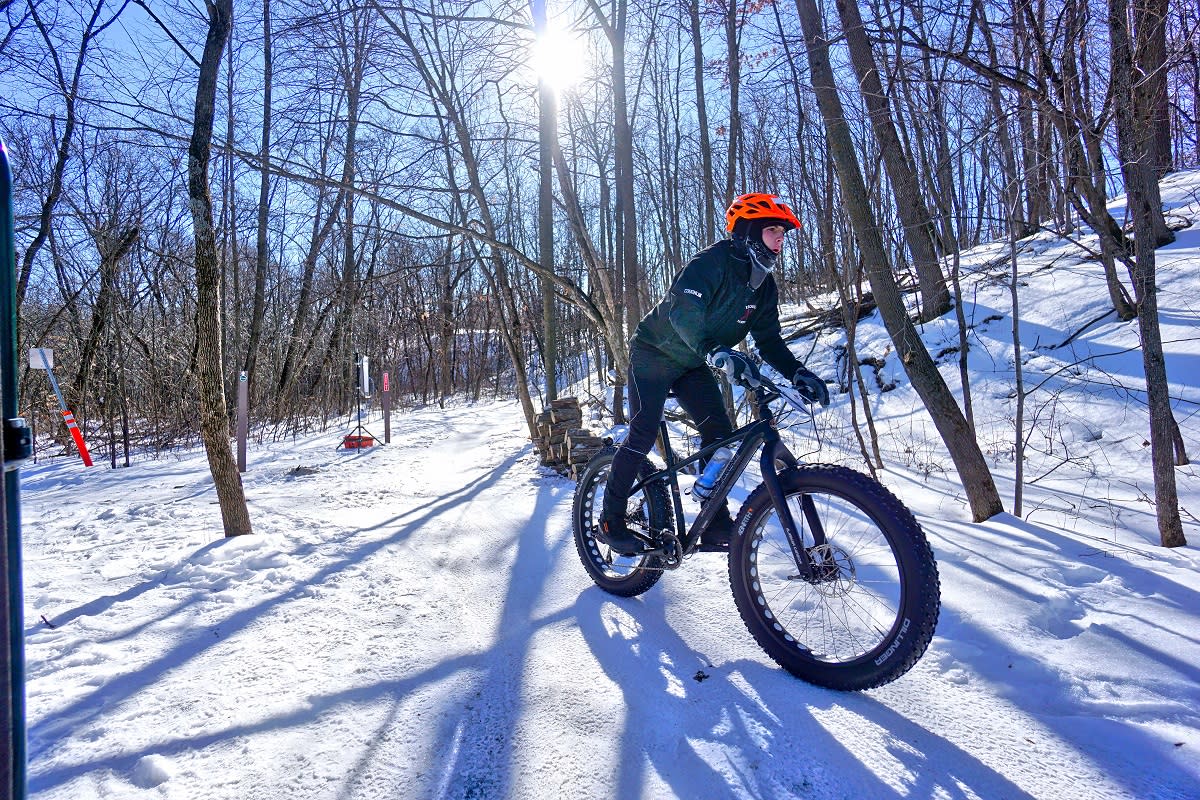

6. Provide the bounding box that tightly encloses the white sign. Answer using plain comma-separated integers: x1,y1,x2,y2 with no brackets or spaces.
29,348,53,369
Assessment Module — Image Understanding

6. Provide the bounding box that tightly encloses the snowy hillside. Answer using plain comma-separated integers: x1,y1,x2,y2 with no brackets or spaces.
18,172,1200,799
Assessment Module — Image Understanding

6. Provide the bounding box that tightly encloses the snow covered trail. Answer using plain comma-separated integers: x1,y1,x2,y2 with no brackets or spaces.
20,400,1200,799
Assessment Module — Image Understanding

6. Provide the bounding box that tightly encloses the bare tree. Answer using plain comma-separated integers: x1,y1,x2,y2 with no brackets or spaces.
532,0,558,401
915,1,1141,319
68,156,141,429
834,0,950,322
1008,200,1027,516
1143,0,1172,175
686,0,717,242
189,0,251,537
243,0,273,394
377,0,543,433
1168,3,1200,167
1,0,32,53
272,7,354,418
721,0,741,204
1109,0,1187,547
586,0,642,336
794,0,1004,522
18,0,129,311
549,102,634,419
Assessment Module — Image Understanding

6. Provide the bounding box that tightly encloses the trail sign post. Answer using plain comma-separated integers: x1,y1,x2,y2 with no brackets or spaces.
29,348,92,467
237,372,248,472
382,371,391,444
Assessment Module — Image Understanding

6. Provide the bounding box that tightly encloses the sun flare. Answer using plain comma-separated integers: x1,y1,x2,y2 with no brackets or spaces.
531,28,586,92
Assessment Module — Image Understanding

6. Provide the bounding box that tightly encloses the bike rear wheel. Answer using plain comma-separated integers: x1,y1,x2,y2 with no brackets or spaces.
730,465,940,690
572,446,672,597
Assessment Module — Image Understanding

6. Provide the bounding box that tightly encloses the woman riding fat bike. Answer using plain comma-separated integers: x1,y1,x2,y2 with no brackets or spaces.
573,366,941,690
599,192,829,555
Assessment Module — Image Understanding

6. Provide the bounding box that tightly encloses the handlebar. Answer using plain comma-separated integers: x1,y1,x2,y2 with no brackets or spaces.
711,365,816,415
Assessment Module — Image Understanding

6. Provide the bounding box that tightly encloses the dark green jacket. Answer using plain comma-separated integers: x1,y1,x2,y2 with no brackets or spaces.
632,238,803,378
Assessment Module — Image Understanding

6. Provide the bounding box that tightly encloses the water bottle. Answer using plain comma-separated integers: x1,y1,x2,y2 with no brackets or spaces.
693,447,733,501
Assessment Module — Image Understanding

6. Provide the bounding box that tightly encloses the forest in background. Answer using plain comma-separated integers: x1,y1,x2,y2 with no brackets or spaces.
0,0,1195,541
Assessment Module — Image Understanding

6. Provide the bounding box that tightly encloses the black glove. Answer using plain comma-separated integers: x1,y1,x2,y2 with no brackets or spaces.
792,366,830,406
706,347,762,388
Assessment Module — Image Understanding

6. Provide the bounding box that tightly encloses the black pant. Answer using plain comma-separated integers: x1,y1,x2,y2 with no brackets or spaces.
603,345,733,516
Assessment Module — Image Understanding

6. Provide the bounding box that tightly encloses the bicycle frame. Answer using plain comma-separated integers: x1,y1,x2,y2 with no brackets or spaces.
627,381,825,579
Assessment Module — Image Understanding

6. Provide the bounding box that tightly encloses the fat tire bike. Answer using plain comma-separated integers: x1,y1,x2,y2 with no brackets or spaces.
572,368,940,690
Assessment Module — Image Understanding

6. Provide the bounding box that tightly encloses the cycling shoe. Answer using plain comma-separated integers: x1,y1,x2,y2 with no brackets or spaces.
597,515,648,555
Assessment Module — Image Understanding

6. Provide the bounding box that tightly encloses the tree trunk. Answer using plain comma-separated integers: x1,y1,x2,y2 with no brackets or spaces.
1143,0,1172,176
688,0,717,243
724,0,741,205
1109,0,1186,547
610,0,641,336
188,0,251,537
534,2,557,403
835,0,950,322
223,20,238,399
1014,5,1050,234
243,0,272,395
1130,0,1174,244
794,0,1003,522
1009,221,1026,516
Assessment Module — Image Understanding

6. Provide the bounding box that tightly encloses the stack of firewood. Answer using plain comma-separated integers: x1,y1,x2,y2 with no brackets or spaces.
532,397,605,479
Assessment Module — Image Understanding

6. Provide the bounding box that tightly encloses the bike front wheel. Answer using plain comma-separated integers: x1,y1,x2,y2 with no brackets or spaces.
572,446,672,597
730,465,940,690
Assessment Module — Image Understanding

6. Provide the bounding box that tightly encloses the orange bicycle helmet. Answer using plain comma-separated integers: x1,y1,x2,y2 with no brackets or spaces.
725,193,801,232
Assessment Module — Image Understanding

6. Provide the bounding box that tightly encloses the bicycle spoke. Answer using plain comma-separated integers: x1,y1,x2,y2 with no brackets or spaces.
571,447,671,597
752,494,904,663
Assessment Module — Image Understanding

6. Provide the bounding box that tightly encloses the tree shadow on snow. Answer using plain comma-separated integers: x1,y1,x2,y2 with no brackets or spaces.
28,447,543,795
920,514,1200,799
574,585,1039,800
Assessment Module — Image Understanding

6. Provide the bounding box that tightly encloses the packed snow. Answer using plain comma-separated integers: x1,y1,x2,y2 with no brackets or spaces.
18,173,1200,799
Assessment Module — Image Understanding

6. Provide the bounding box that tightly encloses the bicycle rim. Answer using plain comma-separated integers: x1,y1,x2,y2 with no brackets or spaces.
732,465,939,689
572,448,668,596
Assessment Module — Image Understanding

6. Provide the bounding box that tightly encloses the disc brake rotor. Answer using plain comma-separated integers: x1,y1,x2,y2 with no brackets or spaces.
806,543,856,597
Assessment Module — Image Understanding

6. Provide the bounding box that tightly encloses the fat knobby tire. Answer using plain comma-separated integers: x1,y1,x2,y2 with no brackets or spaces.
572,446,672,597
729,464,940,690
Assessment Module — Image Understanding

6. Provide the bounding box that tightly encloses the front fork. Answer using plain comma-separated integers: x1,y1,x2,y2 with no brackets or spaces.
759,438,824,581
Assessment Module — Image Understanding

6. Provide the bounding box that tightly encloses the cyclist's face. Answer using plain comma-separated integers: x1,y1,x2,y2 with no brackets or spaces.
761,225,788,254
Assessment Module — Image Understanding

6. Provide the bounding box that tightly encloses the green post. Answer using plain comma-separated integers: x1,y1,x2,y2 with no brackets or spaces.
1,138,29,800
